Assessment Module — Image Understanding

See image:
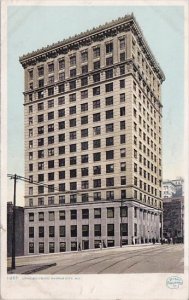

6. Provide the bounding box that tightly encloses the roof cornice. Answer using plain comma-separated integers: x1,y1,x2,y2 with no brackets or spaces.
19,13,165,82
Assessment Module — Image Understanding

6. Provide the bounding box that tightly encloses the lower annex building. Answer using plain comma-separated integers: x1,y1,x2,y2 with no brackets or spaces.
19,14,165,255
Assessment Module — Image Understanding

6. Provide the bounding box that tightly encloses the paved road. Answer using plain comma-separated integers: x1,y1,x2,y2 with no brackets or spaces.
8,244,184,274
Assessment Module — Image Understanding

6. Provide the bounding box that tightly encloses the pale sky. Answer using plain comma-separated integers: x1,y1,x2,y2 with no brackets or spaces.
7,4,184,206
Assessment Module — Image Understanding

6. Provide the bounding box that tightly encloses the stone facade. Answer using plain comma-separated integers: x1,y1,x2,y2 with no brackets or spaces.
20,14,164,255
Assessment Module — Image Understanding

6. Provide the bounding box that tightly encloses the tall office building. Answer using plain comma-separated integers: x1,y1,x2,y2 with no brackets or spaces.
20,14,165,255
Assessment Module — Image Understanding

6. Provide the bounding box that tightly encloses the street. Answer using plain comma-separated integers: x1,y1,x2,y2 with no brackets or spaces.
7,244,184,274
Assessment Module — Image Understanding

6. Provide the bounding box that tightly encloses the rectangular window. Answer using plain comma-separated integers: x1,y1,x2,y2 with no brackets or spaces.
81,180,89,189
59,59,65,69
29,213,34,222
93,179,101,188
106,42,113,53
105,69,113,79
94,208,101,219
106,57,113,66
81,90,88,99
49,242,55,253
120,79,125,88
93,100,100,109
29,242,34,253
120,223,128,236
71,225,77,237
69,80,76,90
120,207,128,217
70,68,76,78
94,192,101,201
106,177,114,187
70,210,77,220
49,226,55,237
105,96,113,106
59,72,65,81
93,60,100,70
82,209,89,219
29,227,34,238
106,110,113,119
106,150,114,160
106,164,114,173
93,47,100,58
81,103,88,112
107,224,114,236
81,51,88,63
93,152,101,162
81,193,88,202
65,187,75,202
93,73,100,82
106,123,114,133
39,242,44,253
81,142,88,151
58,96,65,105
93,86,100,96
93,126,101,135
59,226,66,237
105,83,113,93
106,191,114,200
60,242,66,252
82,64,88,74
94,224,101,237
59,195,65,204
70,56,76,66
81,77,88,87
39,226,44,238
93,113,101,122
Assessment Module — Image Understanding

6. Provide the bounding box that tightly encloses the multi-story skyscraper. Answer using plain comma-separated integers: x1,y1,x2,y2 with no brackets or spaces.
20,14,165,255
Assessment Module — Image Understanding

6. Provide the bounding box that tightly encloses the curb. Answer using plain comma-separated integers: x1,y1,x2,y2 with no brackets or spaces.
7,263,57,274
23,263,57,274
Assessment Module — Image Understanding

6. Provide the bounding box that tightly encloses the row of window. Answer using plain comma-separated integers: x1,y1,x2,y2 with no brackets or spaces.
29,163,127,180
28,223,129,239
33,94,125,112
29,207,128,222
28,238,127,253
29,138,126,156
28,176,127,195
28,190,161,208
28,40,126,79
29,65,126,91
30,108,126,126
29,77,126,100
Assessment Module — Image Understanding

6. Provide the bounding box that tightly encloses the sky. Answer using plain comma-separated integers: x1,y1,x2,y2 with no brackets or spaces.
7,4,184,206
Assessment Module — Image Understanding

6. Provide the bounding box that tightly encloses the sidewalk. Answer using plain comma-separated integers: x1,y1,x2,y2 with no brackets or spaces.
7,263,56,274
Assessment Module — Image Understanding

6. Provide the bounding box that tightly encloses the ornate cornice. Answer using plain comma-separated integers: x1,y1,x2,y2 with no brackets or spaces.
19,13,165,83
19,14,133,68
130,15,165,83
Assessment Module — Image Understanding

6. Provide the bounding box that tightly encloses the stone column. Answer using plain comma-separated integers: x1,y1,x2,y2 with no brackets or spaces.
128,204,134,244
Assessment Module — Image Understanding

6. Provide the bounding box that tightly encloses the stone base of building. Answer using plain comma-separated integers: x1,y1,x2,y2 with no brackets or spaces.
24,200,162,255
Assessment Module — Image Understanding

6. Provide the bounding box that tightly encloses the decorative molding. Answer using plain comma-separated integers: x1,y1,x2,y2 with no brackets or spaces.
19,14,165,83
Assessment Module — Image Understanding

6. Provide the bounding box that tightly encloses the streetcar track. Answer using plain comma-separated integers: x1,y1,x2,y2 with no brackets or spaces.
47,245,170,274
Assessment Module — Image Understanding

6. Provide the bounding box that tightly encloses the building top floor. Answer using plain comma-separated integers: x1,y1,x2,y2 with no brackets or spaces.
19,14,165,83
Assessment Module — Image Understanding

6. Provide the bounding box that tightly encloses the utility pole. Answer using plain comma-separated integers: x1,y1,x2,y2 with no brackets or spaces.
11,174,17,269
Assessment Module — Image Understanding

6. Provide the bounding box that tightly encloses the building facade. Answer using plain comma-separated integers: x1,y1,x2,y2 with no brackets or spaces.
163,177,184,198
20,14,165,255
163,196,184,243
7,202,24,257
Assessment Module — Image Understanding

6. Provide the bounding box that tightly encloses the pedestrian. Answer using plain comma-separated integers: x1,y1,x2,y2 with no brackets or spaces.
99,242,102,250
152,237,155,244
78,243,81,251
